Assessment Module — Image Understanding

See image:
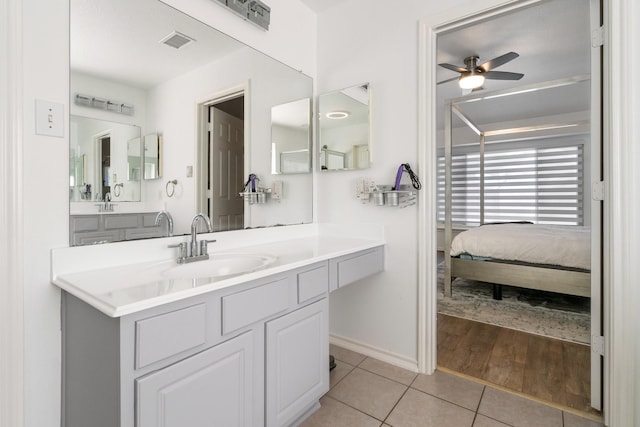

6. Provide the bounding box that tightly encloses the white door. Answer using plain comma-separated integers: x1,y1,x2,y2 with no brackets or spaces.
589,0,604,410
209,106,244,231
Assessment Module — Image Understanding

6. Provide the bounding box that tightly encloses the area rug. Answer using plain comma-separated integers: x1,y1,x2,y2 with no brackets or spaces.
437,262,591,344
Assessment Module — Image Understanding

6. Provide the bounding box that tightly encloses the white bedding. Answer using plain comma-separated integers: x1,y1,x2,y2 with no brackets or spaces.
450,223,590,270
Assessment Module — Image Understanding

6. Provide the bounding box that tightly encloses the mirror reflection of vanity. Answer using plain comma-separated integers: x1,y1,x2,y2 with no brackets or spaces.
69,0,313,245
318,83,370,171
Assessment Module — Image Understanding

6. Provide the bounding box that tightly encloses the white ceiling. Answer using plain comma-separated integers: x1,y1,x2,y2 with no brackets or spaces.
71,0,245,89
297,0,347,13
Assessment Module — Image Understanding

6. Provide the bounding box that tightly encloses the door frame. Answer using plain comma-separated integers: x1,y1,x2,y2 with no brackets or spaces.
195,82,251,222
417,0,606,413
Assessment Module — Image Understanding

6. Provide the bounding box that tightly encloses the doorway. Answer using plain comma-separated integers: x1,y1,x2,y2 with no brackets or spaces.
95,133,111,201
197,92,246,232
420,0,603,415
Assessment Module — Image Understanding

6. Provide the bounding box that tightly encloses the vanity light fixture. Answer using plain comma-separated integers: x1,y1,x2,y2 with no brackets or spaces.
212,0,271,31
160,31,196,50
74,93,134,116
326,111,350,119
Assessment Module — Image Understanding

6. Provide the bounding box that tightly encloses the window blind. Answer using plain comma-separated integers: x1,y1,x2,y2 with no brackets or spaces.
437,144,584,226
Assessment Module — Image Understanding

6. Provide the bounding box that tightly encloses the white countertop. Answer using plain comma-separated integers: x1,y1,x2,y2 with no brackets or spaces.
51,223,384,317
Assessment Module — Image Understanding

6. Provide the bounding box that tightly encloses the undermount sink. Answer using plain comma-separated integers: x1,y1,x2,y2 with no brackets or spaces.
161,252,277,279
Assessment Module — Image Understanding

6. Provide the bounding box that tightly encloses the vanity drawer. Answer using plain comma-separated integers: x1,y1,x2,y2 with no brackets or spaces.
297,263,329,304
222,277,290,335
104,214,139,229
135,303,207,369
70,215,100,232
330,246,384,291
72,230,122,245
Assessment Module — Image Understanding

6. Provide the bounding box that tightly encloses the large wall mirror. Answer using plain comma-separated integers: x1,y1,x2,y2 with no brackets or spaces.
318,83,370,171
70,0,313,245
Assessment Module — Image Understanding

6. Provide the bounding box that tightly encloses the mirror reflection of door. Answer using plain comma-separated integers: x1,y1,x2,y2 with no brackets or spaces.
96,134,111,200
207,96,244,231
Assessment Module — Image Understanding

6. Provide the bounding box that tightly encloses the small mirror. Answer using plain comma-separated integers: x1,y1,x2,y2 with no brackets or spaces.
70,115,141,202
143,133,161,180
271,98,311,174
318,83,370,171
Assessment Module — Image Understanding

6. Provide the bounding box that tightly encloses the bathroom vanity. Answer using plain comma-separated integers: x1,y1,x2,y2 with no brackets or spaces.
52,224,384,427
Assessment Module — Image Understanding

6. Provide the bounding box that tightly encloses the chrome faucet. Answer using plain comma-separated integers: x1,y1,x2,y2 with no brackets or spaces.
190,213,213,257
169,213,216,264
96,192,114,212
155,211,174,237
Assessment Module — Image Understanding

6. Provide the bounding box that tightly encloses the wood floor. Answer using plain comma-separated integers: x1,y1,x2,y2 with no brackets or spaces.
437,313,599,416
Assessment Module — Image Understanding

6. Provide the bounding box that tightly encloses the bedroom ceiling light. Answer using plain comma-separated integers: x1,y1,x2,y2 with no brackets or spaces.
459,72,485,89
326,111,350,119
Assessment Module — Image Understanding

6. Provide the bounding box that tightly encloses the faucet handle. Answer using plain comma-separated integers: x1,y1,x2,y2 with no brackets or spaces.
168,242,187,262
199,239,217,256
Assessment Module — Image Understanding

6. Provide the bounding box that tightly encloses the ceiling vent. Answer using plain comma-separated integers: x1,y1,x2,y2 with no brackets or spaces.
160,31,196,49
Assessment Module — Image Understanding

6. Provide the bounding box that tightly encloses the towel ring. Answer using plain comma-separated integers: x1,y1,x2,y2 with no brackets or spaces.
113,183,124,197
166,179,178,197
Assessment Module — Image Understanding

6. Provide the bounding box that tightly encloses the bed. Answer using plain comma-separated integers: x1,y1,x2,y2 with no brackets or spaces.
444,223,591,299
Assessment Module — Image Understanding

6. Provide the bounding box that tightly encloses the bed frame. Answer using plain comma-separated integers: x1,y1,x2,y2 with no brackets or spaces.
443,254,591,298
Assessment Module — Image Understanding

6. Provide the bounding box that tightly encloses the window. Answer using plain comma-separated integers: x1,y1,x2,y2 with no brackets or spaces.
437,140,585,226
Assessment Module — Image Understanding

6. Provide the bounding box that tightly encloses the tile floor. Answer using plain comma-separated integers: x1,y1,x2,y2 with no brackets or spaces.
300,345,604,427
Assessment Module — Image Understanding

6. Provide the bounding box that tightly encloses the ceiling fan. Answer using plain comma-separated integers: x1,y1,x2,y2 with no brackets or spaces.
438,51,524,90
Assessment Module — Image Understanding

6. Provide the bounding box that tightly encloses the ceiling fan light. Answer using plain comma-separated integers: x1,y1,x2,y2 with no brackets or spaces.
459,74,485,89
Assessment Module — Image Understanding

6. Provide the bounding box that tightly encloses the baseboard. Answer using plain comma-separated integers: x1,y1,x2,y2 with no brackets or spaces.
329,334,418,372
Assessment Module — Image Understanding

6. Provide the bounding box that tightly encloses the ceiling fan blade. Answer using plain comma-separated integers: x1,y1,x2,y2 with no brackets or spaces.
479,51,519,72
483,70,524,80
437,76,460,85
438,63,469,73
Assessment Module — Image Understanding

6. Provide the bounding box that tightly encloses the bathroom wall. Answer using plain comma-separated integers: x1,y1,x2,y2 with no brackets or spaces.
17,1,316,426
314,0,519,364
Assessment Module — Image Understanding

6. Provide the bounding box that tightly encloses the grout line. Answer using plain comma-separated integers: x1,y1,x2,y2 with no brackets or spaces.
476,385,486,413
406,384,480,417
356,359,418,387
380,384,411,426
321,395,383,423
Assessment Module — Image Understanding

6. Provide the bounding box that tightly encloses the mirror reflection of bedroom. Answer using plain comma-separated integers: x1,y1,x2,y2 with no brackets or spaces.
435,0,602,417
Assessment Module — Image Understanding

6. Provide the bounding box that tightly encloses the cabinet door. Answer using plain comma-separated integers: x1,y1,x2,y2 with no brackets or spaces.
265,298,329,427
136,330,253,427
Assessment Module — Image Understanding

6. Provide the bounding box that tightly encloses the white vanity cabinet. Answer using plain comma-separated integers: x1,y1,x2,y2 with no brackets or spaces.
62,261,329,427
59,243,385,427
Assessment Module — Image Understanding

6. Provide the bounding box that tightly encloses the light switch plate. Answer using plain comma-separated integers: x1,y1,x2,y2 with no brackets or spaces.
35,99,64,137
